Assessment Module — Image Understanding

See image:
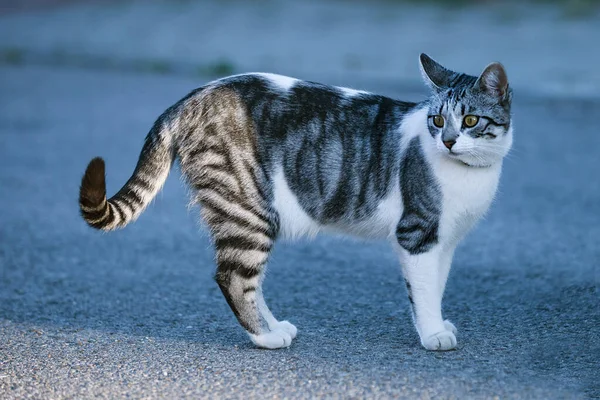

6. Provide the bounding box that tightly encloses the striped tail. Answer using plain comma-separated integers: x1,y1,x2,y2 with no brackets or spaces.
79,112,176,231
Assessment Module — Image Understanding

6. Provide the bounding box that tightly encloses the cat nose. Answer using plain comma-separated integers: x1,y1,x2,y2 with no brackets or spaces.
443,140,456,150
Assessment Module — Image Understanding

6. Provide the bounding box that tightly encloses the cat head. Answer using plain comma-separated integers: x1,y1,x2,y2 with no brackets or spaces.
419,53,513,167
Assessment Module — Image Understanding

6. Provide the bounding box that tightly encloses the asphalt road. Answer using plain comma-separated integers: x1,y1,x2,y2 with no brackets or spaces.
0,65,598,399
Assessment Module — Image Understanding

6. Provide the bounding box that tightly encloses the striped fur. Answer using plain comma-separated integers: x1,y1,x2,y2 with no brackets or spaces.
79,103,178,231
78,54,513,350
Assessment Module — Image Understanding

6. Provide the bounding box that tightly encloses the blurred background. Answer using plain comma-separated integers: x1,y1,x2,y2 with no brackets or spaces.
0,1,599,399
1,0,600,96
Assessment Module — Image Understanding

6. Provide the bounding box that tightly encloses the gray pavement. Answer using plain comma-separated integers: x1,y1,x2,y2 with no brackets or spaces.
0,64,599,399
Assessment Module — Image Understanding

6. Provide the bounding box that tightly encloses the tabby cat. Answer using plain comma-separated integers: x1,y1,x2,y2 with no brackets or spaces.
79,54,513,350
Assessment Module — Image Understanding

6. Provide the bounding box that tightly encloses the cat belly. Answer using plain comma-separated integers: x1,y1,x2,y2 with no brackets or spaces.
272,168,322,239
271,168,401,240
324,183,401,239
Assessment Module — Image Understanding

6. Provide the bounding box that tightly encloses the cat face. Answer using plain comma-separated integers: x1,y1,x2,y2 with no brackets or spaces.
420,54,513,167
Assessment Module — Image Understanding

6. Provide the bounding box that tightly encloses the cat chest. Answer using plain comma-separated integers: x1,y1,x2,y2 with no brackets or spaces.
435,162,501,241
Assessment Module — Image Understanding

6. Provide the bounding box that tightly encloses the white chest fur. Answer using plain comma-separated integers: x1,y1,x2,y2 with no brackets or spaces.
432,154,501,247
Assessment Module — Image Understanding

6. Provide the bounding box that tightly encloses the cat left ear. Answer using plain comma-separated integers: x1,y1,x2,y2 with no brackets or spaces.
419,53,454,91
475,62,509,100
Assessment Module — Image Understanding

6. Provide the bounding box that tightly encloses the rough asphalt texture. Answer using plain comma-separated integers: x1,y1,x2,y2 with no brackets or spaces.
0,64,598,399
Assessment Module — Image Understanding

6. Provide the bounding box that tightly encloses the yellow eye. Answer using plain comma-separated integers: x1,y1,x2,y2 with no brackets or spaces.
464,115,479,127
433,115,445,128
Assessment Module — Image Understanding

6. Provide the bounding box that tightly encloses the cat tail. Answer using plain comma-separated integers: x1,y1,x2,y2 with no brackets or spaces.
78,107,179,231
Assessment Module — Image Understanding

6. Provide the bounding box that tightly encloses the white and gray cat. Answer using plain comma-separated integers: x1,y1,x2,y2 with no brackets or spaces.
79,54,513,351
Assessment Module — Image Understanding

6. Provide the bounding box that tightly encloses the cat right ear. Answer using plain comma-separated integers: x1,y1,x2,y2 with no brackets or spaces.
474,62,510,100
419,53,453,91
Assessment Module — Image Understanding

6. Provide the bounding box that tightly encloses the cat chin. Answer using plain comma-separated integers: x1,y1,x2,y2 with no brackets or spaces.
445,152,499,168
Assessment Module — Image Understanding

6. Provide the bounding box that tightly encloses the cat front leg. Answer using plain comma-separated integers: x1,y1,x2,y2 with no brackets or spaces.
396,245,457,351
438,247,458,336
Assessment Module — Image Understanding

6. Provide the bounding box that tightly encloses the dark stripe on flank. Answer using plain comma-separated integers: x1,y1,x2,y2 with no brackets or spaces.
215,236,271,253
201,201,274,237
218,260,261,279
241,159,270,205
217,145,270,216
235,265,261,279
195,173,239,201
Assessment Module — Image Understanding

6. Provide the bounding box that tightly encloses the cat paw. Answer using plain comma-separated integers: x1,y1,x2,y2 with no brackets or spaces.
443,319,457,335
250,329,293,349
272,320,297,339
421,330,457,351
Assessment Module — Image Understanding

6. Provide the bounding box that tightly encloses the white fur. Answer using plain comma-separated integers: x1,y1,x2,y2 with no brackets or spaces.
425,144,501,246
221,73,371,98
324,182,401,239
398,107,426,151
272,168,321,239
248,318,297,349
272,321,298,338
249,329,293,349
338,87,369,98
256,73,298,92
209,73,298,93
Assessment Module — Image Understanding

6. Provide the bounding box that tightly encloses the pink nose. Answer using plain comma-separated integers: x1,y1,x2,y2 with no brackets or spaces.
443,140,456,150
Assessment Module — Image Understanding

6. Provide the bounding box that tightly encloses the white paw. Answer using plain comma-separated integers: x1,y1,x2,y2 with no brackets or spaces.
271,320,297,339
421,330,457,351
249,329,293,349
443,319,457,335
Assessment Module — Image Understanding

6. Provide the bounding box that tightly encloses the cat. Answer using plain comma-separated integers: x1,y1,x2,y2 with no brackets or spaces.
79,53,513,351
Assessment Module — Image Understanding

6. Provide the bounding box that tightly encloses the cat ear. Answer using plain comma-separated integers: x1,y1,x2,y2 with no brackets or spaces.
419,53,453,91
475,62,509,99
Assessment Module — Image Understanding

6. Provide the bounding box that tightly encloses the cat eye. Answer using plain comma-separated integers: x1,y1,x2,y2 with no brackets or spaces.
463,115,479,127
432,115,445,128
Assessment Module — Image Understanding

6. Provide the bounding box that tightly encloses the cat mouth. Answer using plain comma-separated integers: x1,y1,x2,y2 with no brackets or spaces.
450,152,493,168
445,150,485,167
446,150,463,157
